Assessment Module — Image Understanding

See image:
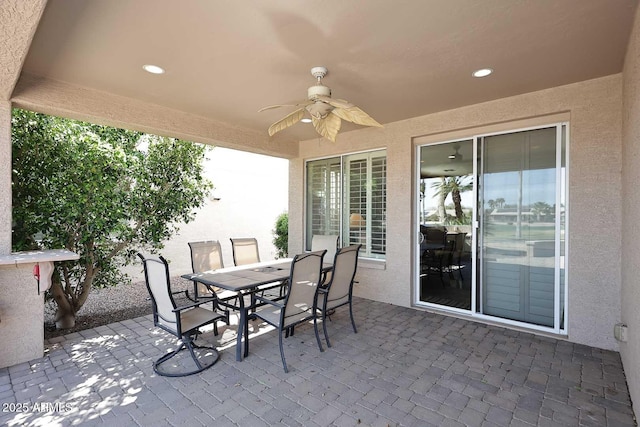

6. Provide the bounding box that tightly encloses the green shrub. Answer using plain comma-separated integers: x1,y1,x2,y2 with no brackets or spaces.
273,212,288,258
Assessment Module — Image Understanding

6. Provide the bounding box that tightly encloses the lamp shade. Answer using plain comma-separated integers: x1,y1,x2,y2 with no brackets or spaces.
349,213,365,228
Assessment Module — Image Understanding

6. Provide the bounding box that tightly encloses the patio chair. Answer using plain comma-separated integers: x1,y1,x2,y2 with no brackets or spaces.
247,250,327,373
137,253,226,377
230,237,261,266
188,240,238,325
317,244,361,347
311,234,339,262
311,234,339,284
448,232,467,280
421,227,450,284
231,237,286,301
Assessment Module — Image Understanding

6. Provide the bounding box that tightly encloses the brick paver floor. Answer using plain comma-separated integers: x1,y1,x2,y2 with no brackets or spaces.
0,297,635,426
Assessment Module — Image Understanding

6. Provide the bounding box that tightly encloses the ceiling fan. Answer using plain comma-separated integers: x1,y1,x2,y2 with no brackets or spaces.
448,144,463,162
259,66,383,142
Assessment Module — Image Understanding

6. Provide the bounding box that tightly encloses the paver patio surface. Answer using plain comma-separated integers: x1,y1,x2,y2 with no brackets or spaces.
0,297,634,426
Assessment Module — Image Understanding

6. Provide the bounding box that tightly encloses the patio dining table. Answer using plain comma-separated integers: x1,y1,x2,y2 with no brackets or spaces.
181,258,332,361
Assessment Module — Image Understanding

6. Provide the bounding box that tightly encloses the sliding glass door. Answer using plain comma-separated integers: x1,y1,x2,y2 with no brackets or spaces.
416,123,567,333
479,125,566,329
417,139,474,310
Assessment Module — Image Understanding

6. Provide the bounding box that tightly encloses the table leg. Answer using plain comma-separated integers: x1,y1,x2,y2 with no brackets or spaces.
236,293,245,361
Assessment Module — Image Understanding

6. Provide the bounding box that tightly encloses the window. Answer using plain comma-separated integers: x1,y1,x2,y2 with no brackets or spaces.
306,149,387,259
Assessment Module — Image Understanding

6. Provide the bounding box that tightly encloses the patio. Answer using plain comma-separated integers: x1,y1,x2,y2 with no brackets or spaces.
0,297,633,427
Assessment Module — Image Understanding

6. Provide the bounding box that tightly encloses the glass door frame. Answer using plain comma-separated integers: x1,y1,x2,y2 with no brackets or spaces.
413,122,569,336
413,137,477,316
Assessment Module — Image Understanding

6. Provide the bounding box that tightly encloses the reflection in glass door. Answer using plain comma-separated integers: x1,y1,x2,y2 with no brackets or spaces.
418,140,474,310
479,126,566,328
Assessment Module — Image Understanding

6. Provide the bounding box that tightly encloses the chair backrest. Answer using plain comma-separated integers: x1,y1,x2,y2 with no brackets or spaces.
425,227,447,245
326,245,361,304
230,237,260,266
137,253,178,334
282,250,326,327
311,234,339,262
188,240,224,272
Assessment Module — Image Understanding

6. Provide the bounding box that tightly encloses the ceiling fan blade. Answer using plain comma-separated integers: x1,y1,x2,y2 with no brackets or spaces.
259,100,310,112
314,95,353,110
267,107,305,136
311,113,341,142
331,105,383,128
315,95,382,128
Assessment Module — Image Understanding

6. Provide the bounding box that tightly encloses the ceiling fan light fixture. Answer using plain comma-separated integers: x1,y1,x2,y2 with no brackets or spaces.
301,118,312,123
449,144,463,161
472,68,493,78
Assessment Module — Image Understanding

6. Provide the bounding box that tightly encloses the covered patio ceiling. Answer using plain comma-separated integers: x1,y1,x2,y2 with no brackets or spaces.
2,0,638,157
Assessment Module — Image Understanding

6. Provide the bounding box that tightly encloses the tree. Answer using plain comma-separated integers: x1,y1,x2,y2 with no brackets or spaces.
531,201,552,222
11,109,213,328
432,175,472,222
272,212,288,258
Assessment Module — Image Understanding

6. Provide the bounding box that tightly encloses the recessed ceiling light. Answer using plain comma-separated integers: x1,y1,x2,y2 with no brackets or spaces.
301,118,312,123
143,64,165,74
472,68,493,78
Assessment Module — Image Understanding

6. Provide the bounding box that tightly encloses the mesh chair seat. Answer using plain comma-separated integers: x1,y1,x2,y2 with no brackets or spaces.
179,307,224,333
324,294,349,310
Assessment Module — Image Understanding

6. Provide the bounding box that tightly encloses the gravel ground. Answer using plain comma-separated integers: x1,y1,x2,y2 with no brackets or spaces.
44,277,193,340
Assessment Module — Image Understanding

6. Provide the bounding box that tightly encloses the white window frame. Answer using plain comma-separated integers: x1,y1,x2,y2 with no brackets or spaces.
305,149,387,260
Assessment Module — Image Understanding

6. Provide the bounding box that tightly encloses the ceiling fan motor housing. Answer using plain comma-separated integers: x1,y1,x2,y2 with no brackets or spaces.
308,84,331,100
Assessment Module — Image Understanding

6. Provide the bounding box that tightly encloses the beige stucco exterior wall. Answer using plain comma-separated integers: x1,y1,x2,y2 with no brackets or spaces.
0,265,45,367
621,3,640,414
12,74,299,160
290,75,623,351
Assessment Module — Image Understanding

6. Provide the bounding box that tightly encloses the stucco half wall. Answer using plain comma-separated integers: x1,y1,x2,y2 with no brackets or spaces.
290,75,623,351
621,2,640,415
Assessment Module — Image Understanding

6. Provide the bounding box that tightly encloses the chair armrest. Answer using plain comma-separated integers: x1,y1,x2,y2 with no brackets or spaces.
172,289,188,298
172,299,213,313
254,295,284,308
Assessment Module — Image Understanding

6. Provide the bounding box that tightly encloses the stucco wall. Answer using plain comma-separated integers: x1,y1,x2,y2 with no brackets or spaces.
621,4,640,414
290,75,623,351
0,265,45,368
123,147,289,281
